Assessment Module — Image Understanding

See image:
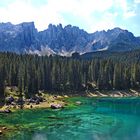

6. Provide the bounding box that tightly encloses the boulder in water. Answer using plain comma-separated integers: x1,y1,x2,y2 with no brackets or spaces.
51,104,63,109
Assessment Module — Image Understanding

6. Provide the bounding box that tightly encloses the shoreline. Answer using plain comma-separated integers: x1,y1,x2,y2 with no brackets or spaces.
0,94,68,111
0,89,140,112
86,89,140,97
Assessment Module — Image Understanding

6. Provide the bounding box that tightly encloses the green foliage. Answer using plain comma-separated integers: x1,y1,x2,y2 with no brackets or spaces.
0,50,140,97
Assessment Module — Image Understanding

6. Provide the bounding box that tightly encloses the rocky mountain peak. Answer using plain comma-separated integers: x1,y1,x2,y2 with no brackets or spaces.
0,22,140,55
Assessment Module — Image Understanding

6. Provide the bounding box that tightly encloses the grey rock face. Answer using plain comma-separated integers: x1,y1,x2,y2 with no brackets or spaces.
0,22,39,53
0,22,140,55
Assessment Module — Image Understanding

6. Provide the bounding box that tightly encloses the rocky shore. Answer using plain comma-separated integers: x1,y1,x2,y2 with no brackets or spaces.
1,88,140,113
0,94,69,113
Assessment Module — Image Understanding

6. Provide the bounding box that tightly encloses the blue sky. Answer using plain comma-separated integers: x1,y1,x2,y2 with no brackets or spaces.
0,0,140,36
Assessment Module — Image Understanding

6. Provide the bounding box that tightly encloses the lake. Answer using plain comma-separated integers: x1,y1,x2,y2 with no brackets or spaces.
1,97,140,140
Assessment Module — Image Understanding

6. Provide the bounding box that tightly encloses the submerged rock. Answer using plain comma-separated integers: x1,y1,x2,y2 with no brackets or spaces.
76,101,82,105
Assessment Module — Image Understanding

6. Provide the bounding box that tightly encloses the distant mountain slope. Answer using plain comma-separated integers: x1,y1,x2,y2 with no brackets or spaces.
0,22,140,56
79,49,140,60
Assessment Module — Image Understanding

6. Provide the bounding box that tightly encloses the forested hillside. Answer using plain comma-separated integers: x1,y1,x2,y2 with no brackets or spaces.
0,50,140,98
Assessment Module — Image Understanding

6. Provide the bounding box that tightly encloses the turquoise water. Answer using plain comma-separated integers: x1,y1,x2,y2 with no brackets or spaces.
1,97,140,140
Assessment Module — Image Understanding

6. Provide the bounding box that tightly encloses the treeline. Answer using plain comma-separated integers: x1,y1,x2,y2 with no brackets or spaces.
0,50,140,97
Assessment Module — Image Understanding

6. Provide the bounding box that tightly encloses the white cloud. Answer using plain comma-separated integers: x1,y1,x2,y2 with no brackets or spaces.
123,10,136,18
0,0,137,33
114,0,136,18
0,0,114,31
89,12,118,32
0,0,65,30
134,0,140,3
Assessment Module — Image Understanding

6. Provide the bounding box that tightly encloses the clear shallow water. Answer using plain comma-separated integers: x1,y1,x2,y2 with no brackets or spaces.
1,97,140,140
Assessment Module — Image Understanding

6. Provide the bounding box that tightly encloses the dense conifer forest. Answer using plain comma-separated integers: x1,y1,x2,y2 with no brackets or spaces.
0,50,140,98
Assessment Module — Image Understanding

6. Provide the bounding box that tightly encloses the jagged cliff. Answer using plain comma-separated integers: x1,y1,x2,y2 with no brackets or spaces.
0,22,140,56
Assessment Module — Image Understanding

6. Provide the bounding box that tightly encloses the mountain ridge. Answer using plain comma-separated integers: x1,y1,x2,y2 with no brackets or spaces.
0,22,140,56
